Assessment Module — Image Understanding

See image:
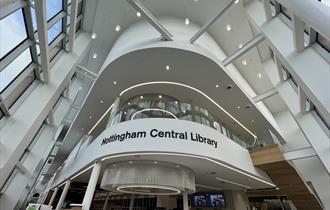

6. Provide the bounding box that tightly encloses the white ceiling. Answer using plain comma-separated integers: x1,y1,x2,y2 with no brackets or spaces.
45,0,286,184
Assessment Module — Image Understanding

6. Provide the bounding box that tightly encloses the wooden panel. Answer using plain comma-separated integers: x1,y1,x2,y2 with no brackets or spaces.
249,145,284,166
249,146,323,210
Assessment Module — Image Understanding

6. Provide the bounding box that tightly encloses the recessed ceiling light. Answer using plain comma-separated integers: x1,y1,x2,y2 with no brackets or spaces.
175,101,178,104
92,53,98,59
176,165,180,168
242,59,247,65
158,95,162,99
251,119,254,123
113,164,116,167
237,106,240,109
166,65,170,70
124,112,127,115
100,100,104,104
183,110,186,113
136,12,141,17
235,0,240,3
216,84,220,88
113,81,117,85
89,116,92,119
245,104,251,109
276,187,280,190
226,85,233,90
140,96,143,99
115,25,121,32
129,161,133,164
81,128,84,131
238,43,243,48
128,102,131,105
226,24,232,31
91,33,97,39
257,73,262,78
154,161,158,164
185,18,190,25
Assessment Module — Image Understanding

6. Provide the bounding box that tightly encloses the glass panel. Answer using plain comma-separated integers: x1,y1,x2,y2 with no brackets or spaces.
46,0,62,21
0,109,4,120
77,2,83,16
0,48,32,92
0,9,27,58
2,70,36,109
48,20,62,44
49,41,62,61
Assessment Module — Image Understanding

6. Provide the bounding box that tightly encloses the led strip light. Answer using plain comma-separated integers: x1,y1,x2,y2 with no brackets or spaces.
131,108,177,120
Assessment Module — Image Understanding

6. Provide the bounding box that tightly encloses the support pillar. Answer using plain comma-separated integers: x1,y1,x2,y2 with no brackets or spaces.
48,187,59,206
129,194,135,210
55,180,71,210
183,192,189,210
81,162,102,210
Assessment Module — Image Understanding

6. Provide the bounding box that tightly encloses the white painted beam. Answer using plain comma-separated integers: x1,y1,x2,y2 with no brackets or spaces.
34,0,50,83
252,88,279,103
126,0,173,41
292,15,305,52
222,33,265,66
68,0,79,52
190,0,235,43
262,0,272,21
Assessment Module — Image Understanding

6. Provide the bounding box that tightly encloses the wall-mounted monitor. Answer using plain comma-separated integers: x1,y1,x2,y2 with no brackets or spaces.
191,193,225,207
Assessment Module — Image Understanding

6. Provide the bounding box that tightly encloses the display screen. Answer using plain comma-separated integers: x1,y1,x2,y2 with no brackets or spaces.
191,193,225,207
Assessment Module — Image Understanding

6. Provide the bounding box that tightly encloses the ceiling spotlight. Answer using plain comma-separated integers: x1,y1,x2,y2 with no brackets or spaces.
124,112,127,115
185,18,190,25
128,102,131,105
237,106,240,109
176,165,180,168
175,101,178,104
100,100,104,104
275,187,280,190
129,161,133,164
91,33,97,39
216,84,220,88
113,81,117,85
140,96,144,99
242,59,247,65
235,0,240,3
251,119,254,123
238,43,243,49
115,25,121,32
89,116,92,119
226,24,232,31
136,12,141,17
257,73,262,78
81,128,84,131
166,65,170,70
154,161,158,164
245,104,252,109
158,95,162,99
92,53,98,59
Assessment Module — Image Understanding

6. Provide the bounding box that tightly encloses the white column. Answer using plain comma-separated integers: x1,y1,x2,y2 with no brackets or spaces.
129,194,135,210
292,15,305,52
183,192,189,210
82,162,102,210
106,97,121,128
48,187,59,206
55,180,71,210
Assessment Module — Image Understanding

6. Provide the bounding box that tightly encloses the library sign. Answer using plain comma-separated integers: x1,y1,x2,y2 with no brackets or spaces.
101,129,218,149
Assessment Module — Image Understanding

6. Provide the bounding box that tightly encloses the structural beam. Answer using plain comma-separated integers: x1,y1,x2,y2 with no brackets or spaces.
222,33,265,66
190,0,235,43
292,15,305,52
34,0,50,83
0,39,32,71
126,0,173,41
253,88,279,103
262,0,272,21
68,0,79,52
